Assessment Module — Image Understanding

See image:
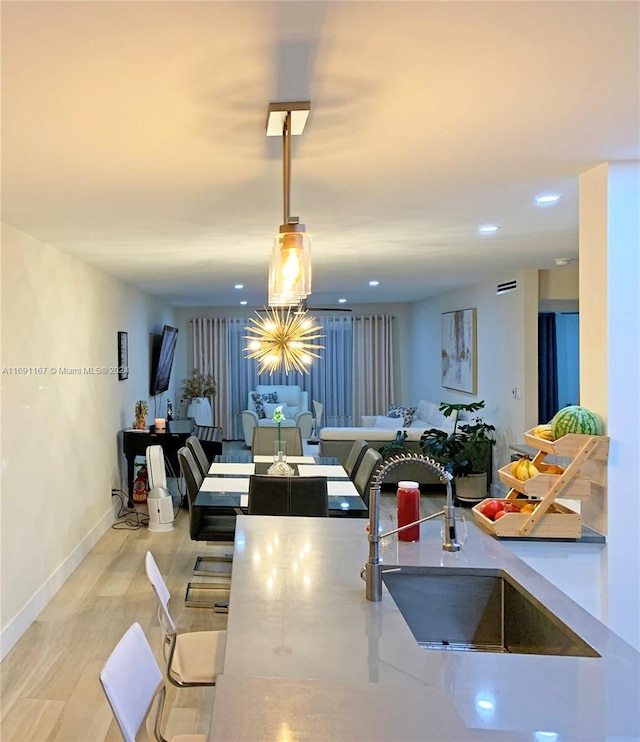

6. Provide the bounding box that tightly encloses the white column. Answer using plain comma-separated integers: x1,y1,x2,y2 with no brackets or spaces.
579,161,640,650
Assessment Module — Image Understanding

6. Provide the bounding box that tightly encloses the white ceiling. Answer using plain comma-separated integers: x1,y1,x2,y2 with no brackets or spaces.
2,1,638,307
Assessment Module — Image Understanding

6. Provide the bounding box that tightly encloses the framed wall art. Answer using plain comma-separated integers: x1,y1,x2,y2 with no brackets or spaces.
118,331,129,380
441,308,477,394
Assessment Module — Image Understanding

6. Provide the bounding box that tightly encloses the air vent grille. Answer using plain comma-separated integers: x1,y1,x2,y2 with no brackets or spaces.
496,280,517,295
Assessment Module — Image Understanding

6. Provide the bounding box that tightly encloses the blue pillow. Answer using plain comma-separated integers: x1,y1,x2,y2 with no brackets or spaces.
387,404,416,427
251,391,279,419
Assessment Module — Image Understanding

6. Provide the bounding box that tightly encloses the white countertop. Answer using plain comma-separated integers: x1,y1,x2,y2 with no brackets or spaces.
209,516,640,741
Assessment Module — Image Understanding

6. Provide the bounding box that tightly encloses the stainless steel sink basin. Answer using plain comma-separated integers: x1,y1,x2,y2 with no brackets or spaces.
382,566,600,657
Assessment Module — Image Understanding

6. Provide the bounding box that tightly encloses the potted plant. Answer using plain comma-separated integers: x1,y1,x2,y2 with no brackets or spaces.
379,430,411,460
419,401,495,503
183,370,216,426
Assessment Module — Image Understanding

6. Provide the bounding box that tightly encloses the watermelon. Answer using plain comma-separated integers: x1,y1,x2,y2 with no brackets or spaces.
551,405,601,439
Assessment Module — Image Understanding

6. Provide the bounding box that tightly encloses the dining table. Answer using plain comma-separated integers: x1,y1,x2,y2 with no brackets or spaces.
194,453,368,517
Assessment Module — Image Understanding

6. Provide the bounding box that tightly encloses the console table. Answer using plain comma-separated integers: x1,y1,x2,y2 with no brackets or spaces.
121,420,222,507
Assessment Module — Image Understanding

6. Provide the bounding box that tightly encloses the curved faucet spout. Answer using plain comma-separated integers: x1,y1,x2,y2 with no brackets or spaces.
364,453,461,602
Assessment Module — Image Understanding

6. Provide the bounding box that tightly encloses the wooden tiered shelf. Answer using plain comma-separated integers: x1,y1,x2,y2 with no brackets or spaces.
472,430,609,539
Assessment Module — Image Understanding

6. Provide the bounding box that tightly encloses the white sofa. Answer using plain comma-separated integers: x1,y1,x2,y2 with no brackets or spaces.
318,400,459,485
242,385,313,447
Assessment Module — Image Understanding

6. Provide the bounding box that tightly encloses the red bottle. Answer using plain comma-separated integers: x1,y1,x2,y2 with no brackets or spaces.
397,480,420,541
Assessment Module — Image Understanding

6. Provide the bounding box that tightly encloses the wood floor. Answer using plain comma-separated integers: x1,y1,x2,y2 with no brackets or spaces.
0,470,444,742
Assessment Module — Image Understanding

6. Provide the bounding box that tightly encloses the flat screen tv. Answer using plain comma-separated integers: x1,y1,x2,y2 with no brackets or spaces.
150,325,179,396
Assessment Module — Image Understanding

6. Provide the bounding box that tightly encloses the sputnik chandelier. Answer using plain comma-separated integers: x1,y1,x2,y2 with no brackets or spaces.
243,101,324,375
244,306,324,375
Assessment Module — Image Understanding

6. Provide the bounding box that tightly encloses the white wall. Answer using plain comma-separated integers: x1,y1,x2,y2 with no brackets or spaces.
580,162,640,651
0,222,175,658
407,270,539,483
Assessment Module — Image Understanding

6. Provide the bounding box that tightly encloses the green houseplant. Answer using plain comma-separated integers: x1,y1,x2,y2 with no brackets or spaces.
182,370,216,426
379,430,411,460
182,370,216,400
419,401,495,503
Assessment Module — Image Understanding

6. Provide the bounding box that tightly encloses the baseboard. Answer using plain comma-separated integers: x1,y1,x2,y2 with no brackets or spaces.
0,505,115,661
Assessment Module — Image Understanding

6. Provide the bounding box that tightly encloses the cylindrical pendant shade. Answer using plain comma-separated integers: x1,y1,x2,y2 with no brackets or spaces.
268,227,312,306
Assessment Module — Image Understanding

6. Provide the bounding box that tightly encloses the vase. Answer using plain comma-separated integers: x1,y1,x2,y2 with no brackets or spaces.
268,441,294,476
273,440,286,462
134,414,147,430
187,397,213,426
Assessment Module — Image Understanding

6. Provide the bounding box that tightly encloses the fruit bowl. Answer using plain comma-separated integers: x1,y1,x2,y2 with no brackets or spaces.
471,498,581,538
524,429,610,459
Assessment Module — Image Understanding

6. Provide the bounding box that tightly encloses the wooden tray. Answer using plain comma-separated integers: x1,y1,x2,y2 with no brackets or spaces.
471,498,581,539
497,463,598,499
523,430,610,460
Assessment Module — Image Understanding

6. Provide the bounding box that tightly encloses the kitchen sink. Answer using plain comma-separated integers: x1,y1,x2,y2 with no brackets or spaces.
382,566,599,657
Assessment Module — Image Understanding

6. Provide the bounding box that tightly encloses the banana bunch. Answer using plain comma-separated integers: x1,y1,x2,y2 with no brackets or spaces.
512,457,540,482
532,424,554,441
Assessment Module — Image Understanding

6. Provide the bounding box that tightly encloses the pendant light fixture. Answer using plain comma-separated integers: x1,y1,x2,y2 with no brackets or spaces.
266,101,312,307
243,102,324,374
244,306,324,375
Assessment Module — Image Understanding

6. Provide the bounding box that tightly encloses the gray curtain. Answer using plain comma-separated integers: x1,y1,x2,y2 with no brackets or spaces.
194,312,393,438
352,315,395,423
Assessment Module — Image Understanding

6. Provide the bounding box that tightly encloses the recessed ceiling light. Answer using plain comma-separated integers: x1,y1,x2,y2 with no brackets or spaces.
240,300,248,305
338,298,347,304
478,224,500,234
234,284,244,289
369,280,379,287
536,193,561,205
476,699,494,711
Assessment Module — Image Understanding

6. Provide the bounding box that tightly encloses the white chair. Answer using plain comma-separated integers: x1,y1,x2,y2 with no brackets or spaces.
241,384,312,446
99,622,206,742
144,551,226,687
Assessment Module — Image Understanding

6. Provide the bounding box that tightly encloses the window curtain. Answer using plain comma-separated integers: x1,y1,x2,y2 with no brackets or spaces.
352,315,395,424
192,318,230,437
195,313,376,438
538,312,559,423
236,313,354,429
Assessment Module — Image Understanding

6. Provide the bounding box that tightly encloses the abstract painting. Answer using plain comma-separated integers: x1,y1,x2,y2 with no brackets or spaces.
441,308,477,394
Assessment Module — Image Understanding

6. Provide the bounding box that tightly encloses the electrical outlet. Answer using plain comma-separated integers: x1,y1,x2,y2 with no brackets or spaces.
511,387,522,400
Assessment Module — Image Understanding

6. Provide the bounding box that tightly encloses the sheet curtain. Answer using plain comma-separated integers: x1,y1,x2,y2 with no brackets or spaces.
352,314,395,424
193,313,393,438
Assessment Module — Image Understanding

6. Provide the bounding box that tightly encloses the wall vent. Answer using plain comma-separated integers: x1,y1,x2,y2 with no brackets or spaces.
496,280,517,295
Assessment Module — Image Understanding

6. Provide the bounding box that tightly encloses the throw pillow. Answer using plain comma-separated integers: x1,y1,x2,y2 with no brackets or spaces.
416,399,437,425
263,401,291,420
374,415,405,430
250,391,279,419
387,404,416,427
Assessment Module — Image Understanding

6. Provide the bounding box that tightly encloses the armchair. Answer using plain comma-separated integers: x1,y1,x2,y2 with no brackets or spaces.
241,384,312,446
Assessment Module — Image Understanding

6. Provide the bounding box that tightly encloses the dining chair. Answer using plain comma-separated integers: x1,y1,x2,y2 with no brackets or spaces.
144,551,226,687
100,622,207,742
251,425,303,456
344,439,369,479
248,475,328,517
177,447,235,606
353,448,383,506
186,434,210,478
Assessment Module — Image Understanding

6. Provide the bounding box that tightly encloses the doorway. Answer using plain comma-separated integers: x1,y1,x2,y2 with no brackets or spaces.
538,312,579,423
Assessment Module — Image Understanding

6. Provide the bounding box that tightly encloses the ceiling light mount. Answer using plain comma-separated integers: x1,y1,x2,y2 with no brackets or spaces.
266,101,310,137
